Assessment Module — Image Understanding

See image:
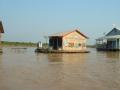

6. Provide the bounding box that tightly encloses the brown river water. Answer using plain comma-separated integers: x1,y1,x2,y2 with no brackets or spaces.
0,47,120,90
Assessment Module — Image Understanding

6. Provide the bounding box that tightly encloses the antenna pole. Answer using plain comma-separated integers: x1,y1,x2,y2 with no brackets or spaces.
112,24,116,28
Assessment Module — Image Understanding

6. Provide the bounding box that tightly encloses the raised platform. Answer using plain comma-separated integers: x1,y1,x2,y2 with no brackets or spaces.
97,48,120,51
35,48,90,53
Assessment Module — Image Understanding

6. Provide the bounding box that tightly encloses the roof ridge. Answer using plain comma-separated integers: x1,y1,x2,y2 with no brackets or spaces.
49,28,79,36
49,28,88,39
116,27,120,31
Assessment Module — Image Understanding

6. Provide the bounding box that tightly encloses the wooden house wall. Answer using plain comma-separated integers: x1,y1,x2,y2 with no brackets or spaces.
62,31,87,51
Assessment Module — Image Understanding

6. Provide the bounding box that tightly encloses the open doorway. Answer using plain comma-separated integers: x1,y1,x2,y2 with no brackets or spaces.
49,37,62,50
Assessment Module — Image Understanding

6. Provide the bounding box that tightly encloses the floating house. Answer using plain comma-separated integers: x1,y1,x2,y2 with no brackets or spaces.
0,21,4,53
96,27,120,51
48,29,89,53
35,29,89,53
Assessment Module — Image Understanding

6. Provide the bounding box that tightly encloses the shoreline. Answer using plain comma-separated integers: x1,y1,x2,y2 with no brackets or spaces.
1,41,36,47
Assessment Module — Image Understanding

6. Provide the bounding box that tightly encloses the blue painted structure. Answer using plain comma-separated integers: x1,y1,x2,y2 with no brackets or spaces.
96,28,120,51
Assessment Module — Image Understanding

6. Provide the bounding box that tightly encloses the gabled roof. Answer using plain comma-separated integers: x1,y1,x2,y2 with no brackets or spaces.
96,28,120,40
49,29,88,39
106,28,120,36
0,21,4,33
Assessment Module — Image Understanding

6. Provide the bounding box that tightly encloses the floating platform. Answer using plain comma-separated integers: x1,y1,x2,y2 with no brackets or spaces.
97,48,120,51
35,48,90,53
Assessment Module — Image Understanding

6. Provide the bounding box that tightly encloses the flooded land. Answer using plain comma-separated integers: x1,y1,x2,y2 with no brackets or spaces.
0,47,120,90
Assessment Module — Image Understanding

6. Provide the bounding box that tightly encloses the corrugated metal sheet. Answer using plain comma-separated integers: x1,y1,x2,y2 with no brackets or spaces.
97,35,120,40
49,31,70,37
49,29,88,39
97,28,120,40
106,28,120,36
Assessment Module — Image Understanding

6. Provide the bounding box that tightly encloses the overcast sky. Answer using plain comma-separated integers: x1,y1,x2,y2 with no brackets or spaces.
0,0,120,44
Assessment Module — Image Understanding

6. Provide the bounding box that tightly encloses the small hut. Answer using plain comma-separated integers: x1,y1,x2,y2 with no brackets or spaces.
49,29,88,52
0,21,4,53
96,27,120,51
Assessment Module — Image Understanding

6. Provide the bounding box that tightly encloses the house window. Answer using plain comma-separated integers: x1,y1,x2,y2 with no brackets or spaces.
78,43,81,47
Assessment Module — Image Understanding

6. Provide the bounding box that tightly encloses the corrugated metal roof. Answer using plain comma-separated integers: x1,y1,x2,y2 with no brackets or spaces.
96,36,106,40
97,28,120,40
105,35,120,39
0,21,4,33
106,28,120,36
49,31,71,37
49,29,88,39
96,35,120,40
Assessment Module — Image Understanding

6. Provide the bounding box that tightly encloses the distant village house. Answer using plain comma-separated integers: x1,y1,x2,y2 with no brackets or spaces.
49,29,88,51
96,27,120,51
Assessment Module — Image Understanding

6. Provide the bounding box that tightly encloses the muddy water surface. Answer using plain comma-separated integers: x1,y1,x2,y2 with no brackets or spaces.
0,47,120,90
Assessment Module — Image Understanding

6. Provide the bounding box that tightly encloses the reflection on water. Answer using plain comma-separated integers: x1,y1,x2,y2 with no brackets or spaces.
0,47,120,90
47,53,63,62
10,47,28,53
105,51,120,59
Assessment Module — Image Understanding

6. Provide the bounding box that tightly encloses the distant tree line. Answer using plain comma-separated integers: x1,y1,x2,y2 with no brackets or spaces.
1,41,36,46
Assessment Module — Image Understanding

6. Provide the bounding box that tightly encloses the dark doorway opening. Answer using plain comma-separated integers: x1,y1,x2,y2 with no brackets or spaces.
49,37,62,50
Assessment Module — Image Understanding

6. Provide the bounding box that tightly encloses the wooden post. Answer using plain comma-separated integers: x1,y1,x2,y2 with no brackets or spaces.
61,37,63,50
57,38,58,50
119,39,120,49
116,39,118,49
0,33,2,53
